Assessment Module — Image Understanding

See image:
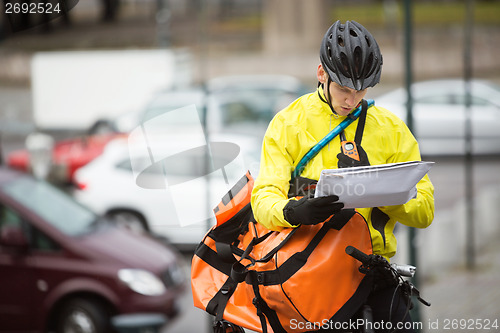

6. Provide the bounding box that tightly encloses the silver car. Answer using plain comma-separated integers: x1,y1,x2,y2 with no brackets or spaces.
375,79,500,156
112,75,309,138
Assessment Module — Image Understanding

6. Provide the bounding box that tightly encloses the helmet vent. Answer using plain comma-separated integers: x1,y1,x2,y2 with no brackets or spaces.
337,36,345,47
350,29,358,37
364,53,374,76
340,53,350,77
365,35,371,47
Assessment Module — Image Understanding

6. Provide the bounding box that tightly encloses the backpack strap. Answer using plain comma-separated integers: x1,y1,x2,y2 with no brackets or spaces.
339,98,368,145
354,99,368,146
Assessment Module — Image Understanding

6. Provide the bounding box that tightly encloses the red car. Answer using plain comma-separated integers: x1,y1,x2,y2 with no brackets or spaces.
0,166,186,333
7,133,125,184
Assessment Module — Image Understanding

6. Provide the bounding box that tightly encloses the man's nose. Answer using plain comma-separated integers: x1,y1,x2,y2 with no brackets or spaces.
345,92,357,106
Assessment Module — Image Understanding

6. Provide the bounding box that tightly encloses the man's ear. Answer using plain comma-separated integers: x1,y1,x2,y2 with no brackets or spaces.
317,64,328,84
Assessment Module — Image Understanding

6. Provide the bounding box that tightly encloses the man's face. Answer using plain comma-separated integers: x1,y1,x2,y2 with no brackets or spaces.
317,64,368,116
327,81,367,116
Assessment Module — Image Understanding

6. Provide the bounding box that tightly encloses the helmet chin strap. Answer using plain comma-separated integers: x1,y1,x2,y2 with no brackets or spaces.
318,78,362,118
317,77,338,116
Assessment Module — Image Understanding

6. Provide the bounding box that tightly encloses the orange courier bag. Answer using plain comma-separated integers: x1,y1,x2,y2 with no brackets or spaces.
191,172,374,333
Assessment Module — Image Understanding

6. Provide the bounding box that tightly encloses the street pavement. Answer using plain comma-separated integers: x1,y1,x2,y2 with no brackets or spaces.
421,239,500,333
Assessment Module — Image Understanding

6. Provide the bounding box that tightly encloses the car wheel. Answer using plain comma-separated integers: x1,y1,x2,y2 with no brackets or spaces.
106,210,148,234
56,298,109,333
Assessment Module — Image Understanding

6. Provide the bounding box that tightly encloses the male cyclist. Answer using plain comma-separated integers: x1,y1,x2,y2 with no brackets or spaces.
251,20,434,332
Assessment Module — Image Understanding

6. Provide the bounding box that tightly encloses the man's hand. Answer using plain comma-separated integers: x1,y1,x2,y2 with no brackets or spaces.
283,194,344,226
337,144,370,168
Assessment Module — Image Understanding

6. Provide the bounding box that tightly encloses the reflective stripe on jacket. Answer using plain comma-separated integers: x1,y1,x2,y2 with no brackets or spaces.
250,88,435,259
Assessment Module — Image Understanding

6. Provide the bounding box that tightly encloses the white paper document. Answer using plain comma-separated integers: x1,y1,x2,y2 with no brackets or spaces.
314,161,434,209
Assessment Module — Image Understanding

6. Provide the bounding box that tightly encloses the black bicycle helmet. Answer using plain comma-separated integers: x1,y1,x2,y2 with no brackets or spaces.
320,20,383,91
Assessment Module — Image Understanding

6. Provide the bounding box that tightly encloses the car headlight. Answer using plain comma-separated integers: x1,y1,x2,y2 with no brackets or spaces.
118,269,166,296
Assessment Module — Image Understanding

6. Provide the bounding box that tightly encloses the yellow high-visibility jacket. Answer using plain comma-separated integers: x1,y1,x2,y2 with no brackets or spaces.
251,88,435,259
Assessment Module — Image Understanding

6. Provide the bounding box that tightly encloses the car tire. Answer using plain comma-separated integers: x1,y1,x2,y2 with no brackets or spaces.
106,209,149,234
56,298,110,333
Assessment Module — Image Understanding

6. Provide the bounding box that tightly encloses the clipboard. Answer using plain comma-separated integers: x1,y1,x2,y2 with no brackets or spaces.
314,161,434,208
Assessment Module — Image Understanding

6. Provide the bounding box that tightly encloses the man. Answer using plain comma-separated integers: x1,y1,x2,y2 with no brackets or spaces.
251,20,434,331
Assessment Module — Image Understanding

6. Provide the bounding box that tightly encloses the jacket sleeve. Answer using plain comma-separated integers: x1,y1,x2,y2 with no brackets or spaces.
250,117,300,231
378,121,435,229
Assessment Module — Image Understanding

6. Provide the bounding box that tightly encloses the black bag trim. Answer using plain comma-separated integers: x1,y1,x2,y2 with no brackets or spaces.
245,209,357,286
206,276,237,319
249,274,288,333
194,243,233,276
329,273,374,323
254,227,299,263
218,173,251,208
210,203,254,243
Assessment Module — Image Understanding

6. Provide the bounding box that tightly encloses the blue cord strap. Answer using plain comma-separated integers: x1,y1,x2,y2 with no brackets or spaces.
291,99,374,181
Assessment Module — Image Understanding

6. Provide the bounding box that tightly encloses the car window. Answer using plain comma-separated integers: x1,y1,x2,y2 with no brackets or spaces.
2,178,97,236
0,204,23,228
0,204,60,252
220,101,260,125
217,89,298,127
31,227,61,252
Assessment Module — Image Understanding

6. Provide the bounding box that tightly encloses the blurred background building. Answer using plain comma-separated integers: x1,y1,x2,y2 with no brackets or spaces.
0,0,498,85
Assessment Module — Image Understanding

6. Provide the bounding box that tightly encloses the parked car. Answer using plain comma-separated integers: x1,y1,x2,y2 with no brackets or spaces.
0,166,186,333
375,79,500,155
6,132,126,184
110,74,310,138
72,134,261,250
7,75,306,185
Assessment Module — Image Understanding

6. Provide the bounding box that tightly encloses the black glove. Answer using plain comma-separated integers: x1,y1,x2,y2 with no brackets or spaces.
283,194,344,226
337,143,370,168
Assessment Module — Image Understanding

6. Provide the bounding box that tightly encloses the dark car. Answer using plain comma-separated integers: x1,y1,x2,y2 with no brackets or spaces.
0,166,186,333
